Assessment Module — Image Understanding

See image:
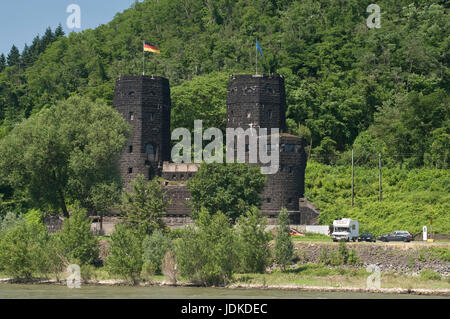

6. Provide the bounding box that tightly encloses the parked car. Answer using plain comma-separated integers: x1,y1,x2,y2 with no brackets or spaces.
290,228,305,236
378,231,413,242
358,233,376,242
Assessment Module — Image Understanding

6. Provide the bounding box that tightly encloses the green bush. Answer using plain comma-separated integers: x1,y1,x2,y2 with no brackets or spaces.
142,230,173,275
176,209,236,286
235,207,271,273
0,221,50,279
329,250,344,266
347,249,361,265
81,264,96,281
105,224,144,284
24,209,44,226
0,211,24,232
274,208,294,271
428,248,450,262
170,228,185,239
420,269,442,281
43,233,67,281
318,243,359,266
318,247,330,265
120,175,169,236
337,241,349,264
58,206,99,265
141,260,157,281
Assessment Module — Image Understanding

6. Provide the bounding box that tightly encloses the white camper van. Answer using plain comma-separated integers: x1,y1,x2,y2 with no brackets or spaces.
332,218,359,242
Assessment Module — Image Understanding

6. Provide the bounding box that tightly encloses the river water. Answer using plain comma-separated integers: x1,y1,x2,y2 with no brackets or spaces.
0,284,446,299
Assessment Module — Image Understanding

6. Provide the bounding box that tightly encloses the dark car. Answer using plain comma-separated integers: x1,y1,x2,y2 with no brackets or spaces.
358,233,376,242
378,231,413,242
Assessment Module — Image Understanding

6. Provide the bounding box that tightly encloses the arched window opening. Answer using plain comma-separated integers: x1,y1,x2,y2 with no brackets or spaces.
145,143,155,155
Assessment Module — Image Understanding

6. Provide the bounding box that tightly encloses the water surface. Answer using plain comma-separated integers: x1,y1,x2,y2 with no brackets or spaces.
0,284,446,299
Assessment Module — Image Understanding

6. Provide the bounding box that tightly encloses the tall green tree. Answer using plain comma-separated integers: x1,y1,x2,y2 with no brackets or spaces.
0,95,130,217
105,224,143,284
0,219,49,279
187,162,266,222
41,27,54,49
235,207,271,273
171,72,228,132
176,209,236,286
0,54,5,72
274,208,293,271
6,45,20,67
54,24,65,38
58,206,99,265
120,175,169,236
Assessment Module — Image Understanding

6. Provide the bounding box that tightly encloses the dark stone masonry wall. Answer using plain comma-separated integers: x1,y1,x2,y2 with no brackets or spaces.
113,73,315,225
113,76,171,186
227,74,286,132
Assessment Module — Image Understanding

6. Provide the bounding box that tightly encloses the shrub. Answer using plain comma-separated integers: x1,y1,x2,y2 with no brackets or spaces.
338,241,349,263
0,221,50,279
318,247,330,265
59,206,99,265
420,269,441,281
170,228,185,239
0,211,24,232
42,233,69,281
120,175,169,236
176,209,236,286
235,207,271,273
274,208,293,271
81,264,96,281
24,209,44,226
141,260,157,281
187,162,266,222
142,230,173,275
347,249,361,265
428,248,450,262
105,224,143,284
329,249,344,266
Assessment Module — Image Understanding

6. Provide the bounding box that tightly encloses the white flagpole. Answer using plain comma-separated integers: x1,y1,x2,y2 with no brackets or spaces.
142,40,145,76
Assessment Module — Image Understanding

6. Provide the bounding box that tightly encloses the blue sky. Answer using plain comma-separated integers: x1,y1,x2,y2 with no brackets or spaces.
0,0,140,57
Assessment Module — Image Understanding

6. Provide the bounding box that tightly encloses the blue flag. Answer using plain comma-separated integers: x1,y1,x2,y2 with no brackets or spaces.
256,41,263,57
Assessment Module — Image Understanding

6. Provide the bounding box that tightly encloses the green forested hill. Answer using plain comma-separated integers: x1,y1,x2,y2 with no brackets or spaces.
0,0,448,169
306,161,449,235
0,0,448,230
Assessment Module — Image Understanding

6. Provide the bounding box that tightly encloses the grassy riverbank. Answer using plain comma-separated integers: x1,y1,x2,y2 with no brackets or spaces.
2,263,448,293
233,265,449,291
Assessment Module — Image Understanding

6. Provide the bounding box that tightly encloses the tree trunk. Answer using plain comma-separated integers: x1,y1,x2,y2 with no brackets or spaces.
59,189,69,218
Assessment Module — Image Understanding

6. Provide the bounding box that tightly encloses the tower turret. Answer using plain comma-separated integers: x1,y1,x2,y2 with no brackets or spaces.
227,74,286,132
113,75,171,186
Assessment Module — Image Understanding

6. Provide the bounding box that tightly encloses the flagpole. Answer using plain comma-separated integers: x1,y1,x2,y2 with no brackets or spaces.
142,40,145,76
255,39,258,75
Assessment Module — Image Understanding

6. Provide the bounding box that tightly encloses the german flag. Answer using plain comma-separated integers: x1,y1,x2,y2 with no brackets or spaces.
144,42,160,54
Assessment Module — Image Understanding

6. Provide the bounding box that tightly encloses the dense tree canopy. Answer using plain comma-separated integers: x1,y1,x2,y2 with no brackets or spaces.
0,0,447,168
187,162,266,222
120,175,170,236
0,95,129,217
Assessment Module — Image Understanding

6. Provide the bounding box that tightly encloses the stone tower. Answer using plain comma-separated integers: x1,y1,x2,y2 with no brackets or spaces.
226,74,307,222
227,74,286,132
113,75,171,186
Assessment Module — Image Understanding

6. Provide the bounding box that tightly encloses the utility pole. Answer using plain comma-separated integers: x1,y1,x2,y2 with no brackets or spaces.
379,153,382,201
351,148,354,206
